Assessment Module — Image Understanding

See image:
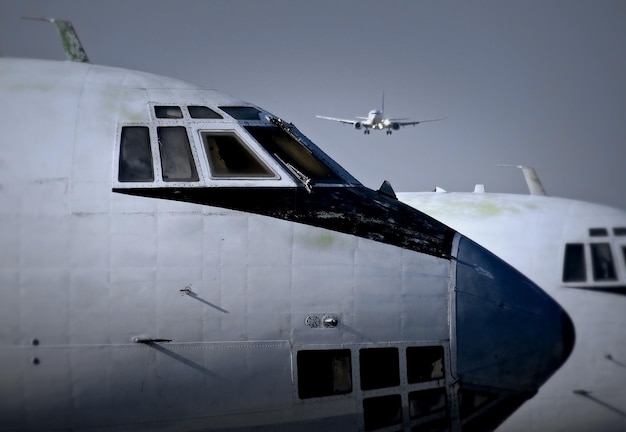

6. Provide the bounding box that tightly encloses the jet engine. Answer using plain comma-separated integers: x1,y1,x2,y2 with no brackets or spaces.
391,122,401,131
353,121,362,130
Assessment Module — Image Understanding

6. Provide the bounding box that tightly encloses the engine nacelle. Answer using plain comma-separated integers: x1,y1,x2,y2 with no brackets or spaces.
391,122,401,131
353,121,362,130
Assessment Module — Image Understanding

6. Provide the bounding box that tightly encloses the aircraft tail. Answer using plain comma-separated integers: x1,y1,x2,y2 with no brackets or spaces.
22,17,90,63
499,164,547,196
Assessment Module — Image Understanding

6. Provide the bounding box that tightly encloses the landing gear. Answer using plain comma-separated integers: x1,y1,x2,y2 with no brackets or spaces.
386,130,392,135
364,130,370,135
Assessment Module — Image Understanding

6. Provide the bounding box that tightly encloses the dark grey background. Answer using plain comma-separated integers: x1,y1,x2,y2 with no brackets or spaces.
2,0,624,208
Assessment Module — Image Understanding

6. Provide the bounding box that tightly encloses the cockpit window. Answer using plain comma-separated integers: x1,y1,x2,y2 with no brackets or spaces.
118,126,154,182
154,105,183,119
188,106,223,119
201,132,275,178
589,228,608,237
563,243,586,282
614,227,626,236
245,126,343,184
219,106,262,120
157,126,199,182
590,243,617,281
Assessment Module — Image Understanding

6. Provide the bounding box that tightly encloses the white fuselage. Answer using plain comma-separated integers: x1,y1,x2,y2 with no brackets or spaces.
0,58,573,432
398,191,626,432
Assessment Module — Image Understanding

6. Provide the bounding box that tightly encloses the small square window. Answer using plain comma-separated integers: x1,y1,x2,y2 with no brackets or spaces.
297,349,352,399
407,346,444,384
589,228,608,237
154,105,183,119
188,105,223,119
360,347,400,390
363,394,402,431
219,106,262,120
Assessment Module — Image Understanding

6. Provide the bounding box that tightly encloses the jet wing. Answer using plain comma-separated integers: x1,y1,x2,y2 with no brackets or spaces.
390,117,445,126
315,115,358,125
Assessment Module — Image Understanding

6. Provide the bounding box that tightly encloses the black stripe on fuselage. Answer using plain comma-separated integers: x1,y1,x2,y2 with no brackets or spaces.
113,185,455,258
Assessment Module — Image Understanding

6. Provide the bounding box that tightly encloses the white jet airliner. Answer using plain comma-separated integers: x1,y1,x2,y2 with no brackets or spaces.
398,168,626,432
316,94,444,135
0,20,573,432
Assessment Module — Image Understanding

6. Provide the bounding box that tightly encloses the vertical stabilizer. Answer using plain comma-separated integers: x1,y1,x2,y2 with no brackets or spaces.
499,164,547,196
22,17,90,63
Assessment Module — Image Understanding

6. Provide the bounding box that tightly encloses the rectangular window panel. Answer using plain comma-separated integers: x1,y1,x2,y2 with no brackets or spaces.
202,132,275,178
118,126,154,182
407,346,444,384
563,243,586,283
363,394,402,431
219,106,262,120
409,388,447,419
297,349,352,399
589,228,608,237
157,127,199,182
154,105,183,119
591,243,617,281
360,347,400,390
188,105,223,119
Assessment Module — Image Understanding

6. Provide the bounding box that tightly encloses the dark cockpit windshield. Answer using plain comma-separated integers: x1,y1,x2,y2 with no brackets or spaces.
245,125,345,186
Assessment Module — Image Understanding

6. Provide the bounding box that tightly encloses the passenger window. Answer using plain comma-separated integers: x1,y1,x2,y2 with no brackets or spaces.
157,127,199,182
118,126,154,182
409,388,447,419
154,105,183,119
563,243,586,282
363,394,402,431
245,126,342,184
297,349,352,399
360,347,400,390
591,243,617,281
188,106,223,119
201,132,275,178
219,106,262,120
406,346,444,384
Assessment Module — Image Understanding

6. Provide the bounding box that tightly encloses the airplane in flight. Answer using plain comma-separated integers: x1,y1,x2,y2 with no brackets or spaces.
316,94,444,135
398,167,626,432
0,20,573,432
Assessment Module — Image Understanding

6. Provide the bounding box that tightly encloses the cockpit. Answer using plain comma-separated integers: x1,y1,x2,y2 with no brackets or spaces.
116,104,358,191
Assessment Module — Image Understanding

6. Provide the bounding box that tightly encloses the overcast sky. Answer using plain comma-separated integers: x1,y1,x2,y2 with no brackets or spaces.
2,0,625,209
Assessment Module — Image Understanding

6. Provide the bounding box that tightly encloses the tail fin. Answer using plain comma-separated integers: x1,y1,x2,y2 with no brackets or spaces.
498,164,547,196
22,17,90,63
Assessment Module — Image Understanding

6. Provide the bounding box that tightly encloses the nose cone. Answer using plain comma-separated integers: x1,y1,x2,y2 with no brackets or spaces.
454,236,574,392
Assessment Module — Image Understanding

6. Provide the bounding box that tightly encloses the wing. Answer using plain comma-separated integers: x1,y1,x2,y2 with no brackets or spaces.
390,117,445,127
315,115,358,125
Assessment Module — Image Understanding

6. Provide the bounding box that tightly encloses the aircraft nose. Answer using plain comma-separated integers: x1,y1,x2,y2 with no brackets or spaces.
454,236,574,394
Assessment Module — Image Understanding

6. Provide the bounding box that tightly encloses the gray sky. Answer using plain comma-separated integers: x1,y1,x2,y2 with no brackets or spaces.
2,0,625,209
